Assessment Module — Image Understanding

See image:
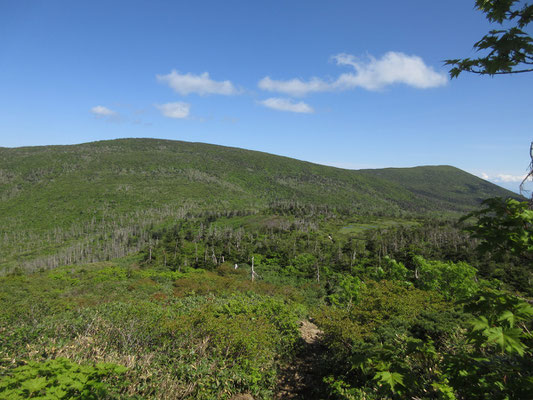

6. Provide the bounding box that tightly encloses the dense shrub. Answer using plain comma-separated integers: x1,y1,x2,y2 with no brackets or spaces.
0,268,301,399
315,280,466,399
0,358,129,400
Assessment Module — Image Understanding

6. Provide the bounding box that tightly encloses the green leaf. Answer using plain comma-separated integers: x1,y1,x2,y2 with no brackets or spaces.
47,386,67,398
56,374,74,387
515,302,533,319
471,316,490,332
484,326,526,355
374,370,404,393
69,379,85,392
498,310,516,327
20,376,48,393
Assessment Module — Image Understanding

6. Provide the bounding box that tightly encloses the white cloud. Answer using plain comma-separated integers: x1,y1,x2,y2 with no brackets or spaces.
156,70,238,95
480,172,526,183
331,53,360,69
258,52,447,96
156,102,190,119
333,52,448,90
259,97,314,113
90,105,117,117
258,77,330,97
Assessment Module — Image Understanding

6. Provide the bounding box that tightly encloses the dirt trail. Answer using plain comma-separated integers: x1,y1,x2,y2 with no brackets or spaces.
299,320,322,345
274,319,326,400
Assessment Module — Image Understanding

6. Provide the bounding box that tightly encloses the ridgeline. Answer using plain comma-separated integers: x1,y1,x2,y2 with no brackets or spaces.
0,138,514,272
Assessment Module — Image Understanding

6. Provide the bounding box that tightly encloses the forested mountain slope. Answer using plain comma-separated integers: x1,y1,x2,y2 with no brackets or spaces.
1,139,530,400
359,165,511,212
0,138,515,271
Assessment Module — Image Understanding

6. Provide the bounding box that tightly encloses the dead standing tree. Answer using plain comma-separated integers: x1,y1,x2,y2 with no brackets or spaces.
251,256,256,282
250,256,261,282
520,141,533,205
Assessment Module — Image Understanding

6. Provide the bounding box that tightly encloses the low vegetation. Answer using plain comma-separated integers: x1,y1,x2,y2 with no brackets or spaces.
0,140,530,399
1,194,531,399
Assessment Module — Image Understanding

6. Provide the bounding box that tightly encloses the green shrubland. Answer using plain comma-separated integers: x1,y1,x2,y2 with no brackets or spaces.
1,140,531,399
2,196,531,399
1,262,303,399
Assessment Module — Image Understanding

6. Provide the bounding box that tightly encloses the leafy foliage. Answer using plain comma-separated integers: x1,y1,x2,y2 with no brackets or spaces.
316,282,533,399
412,255,479,299
465,288,533,355
461,197,533,260
0,358,129,399
315,281,464,399
325,272,364,306
312,194,532,399
446,0,533,77
0,262,302,399
443,290,533,399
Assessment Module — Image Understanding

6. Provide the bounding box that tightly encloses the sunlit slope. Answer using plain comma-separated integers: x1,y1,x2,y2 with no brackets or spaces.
358,165,515,212
0,138,515,270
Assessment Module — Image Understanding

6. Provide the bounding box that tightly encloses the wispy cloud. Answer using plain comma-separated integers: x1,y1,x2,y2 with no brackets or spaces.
258,77,330,97
156,70,238,96
480,172,526,183
156,102,190,119
259,97,314,113
90,105,117,117
258,52,447,97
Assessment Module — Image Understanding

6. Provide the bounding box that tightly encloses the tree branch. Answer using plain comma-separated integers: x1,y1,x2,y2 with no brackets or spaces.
469,68,533,74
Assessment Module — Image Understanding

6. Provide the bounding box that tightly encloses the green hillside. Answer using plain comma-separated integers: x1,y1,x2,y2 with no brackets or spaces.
359,165,511,212
0,138,515,272
1,139,531,400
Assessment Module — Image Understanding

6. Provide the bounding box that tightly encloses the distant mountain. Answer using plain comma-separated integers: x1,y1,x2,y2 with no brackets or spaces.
358,165,518,213
0,138,516,271
485,181,521,194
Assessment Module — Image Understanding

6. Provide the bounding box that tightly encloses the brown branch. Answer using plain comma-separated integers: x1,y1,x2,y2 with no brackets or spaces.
468,68,533,74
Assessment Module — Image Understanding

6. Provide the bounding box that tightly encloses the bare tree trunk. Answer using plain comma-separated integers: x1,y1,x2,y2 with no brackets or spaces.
520,141,533,204
251,256,255,282
211,248,217,265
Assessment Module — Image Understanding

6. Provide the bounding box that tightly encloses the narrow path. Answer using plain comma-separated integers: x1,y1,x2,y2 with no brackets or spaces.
275,320,327,400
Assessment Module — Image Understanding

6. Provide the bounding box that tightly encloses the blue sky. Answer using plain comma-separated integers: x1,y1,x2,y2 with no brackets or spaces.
1,0,532,192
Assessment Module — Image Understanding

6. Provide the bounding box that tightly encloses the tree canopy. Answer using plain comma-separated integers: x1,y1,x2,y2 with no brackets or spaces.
445,0,533,77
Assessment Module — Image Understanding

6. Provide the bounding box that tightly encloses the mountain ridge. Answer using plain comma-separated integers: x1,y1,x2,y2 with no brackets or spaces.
0,138,517,271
